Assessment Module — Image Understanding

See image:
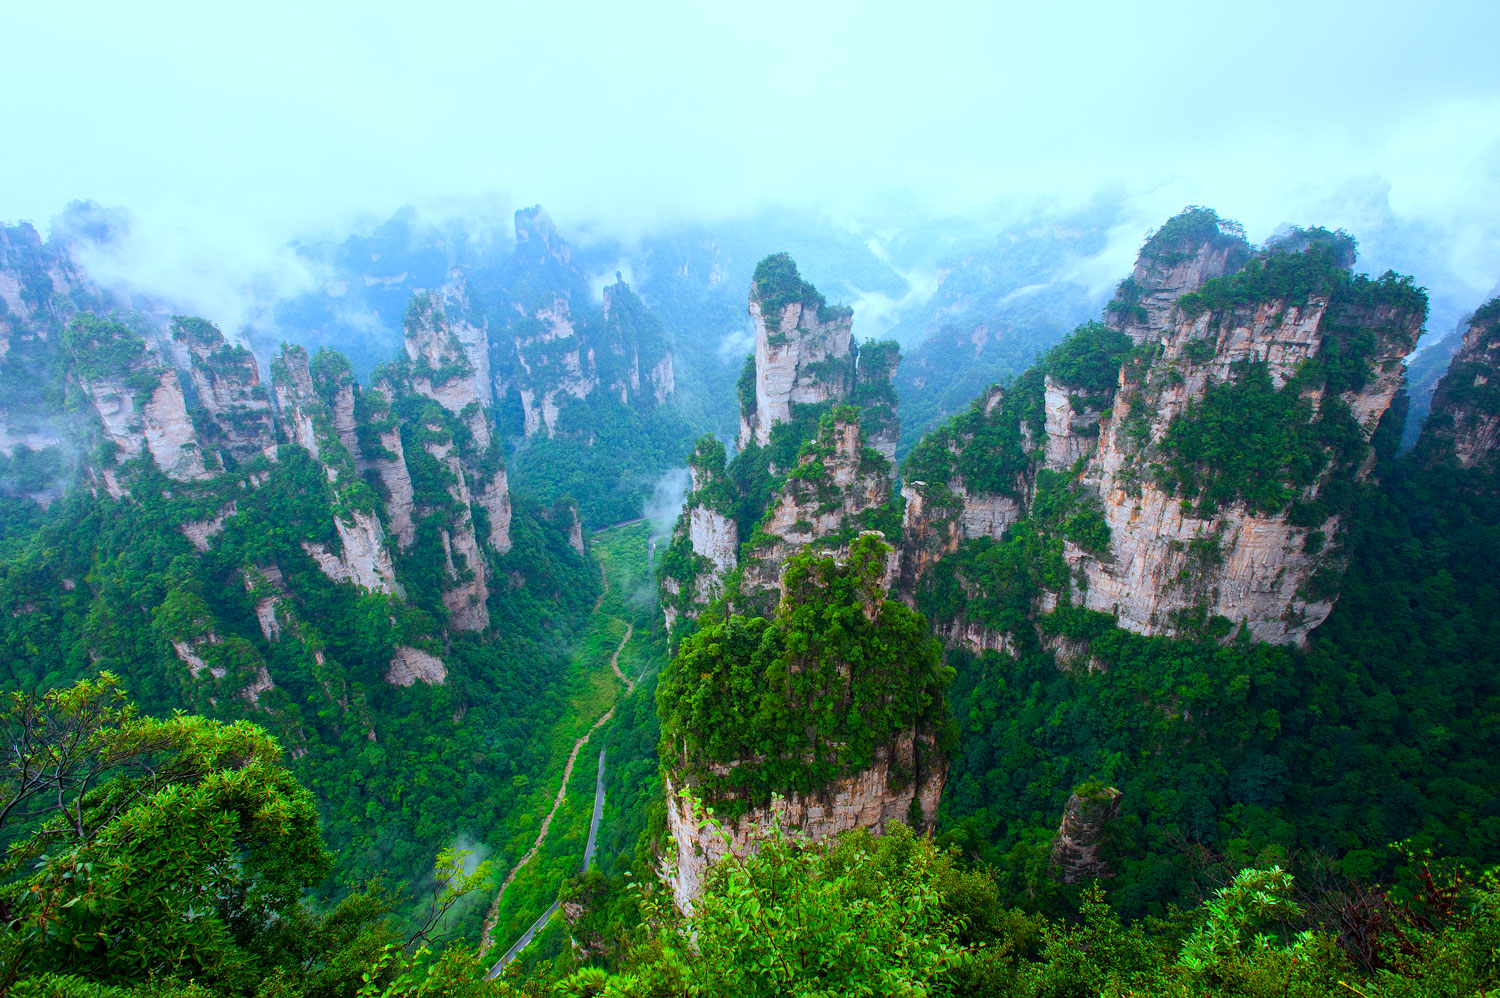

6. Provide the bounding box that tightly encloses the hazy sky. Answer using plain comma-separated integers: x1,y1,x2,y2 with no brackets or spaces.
5,0,1499,314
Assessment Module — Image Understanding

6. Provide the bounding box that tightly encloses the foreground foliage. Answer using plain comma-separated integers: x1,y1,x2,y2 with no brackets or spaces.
548,815,1500,997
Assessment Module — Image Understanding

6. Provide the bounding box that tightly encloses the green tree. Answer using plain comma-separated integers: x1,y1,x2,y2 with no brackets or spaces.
0,674,328,992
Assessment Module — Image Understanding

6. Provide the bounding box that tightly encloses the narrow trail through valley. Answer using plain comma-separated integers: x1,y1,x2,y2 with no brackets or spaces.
610,623,635,694
478,544,638,957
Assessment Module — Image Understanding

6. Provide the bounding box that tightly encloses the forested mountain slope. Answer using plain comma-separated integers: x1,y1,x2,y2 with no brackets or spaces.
889,210,1497,916
0,204,1497,998
0,250,621,933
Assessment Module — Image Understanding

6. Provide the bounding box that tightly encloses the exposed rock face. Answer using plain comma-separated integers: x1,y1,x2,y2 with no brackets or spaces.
302,510,398,594
180,502,238,552
743,412,893,593
600,279,675,407
738,296,854,450
271,345,403,596
172,316,275,461
423,436,490,631
662,730,943,911
661,257,900,628
404,279,493,450
372,437,418,548
688,506,736,580
898,215,1425,649
661,438,740,631
241,664,276,705
141,370,210,480
76,352,209,484
897,386,1025,599
897,481,961,596
854,340,901,464
512,297,595,438
1069,284,1422,644
242,564,286,643
172,635,223,679
1105,210,1250,343
331,382,359,461
271,345,324,458
1042,374,1108,471
1420,298,1500,469
1050,785,1122,883
494,210,673,440
475,467,513,555
386,646,447,686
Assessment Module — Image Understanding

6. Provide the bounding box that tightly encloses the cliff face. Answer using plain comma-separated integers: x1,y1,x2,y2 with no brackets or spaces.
738,297,853,449
741,410,894,594
601,279,675,406
662,730,944,910
172,316,275,462
737,255,855,450
1068,258,1422,643
661,255,900,630
272,345,400,595
1104,210,1251,343
0,221,100,501
404,279,493,450
67,318,211,489
423,433,491,631
899,211,1428,650
357,381,418,549
1419,298,1500,469
660,438,739,633
1050,785,1123,883
492,208,675,441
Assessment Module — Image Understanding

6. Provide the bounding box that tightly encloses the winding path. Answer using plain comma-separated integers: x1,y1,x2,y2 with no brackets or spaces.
477,554,638,960
610,623,635,694
488,751,608,976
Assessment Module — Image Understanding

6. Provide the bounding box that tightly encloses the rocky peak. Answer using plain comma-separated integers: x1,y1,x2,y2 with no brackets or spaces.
271,345,324,458
171,316,275,462
1105,207,1250,343
65,314,209,490
1069,233,1426,644
657,535,947,909
742,407,895,595
1050,783,1122,883
660,437,739,633
599,277,674,407
402,278,493,449
513,205,571,268
898,212,1427,652
0,220,92,331
738,254,855,450
1418,297,1500,469
852,338,900,463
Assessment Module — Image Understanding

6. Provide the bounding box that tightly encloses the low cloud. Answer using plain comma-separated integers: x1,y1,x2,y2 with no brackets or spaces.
644,467,690,541
717,325,754,363
66,201,327,347
590,260,636,301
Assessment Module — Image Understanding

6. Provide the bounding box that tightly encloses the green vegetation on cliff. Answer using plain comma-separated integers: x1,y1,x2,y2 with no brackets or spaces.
750,252,851,326
657,534,949,813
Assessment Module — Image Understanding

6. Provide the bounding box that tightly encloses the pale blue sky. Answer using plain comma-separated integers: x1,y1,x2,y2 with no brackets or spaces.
4,0,1498,320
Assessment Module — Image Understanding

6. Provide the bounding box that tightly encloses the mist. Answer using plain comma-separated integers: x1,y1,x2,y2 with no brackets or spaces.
644,468,691,543
3,1,1497,358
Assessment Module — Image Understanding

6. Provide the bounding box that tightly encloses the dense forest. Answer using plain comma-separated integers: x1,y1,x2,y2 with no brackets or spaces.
0,200,1497,998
